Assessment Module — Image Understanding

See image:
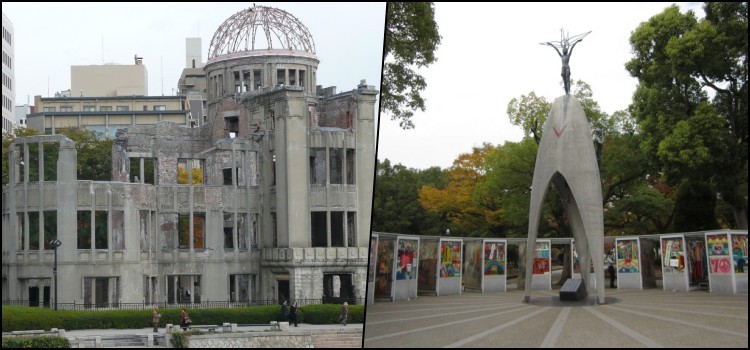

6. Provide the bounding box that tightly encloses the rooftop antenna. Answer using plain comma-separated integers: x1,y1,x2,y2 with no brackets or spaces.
161,56,164,96
102,35,104,64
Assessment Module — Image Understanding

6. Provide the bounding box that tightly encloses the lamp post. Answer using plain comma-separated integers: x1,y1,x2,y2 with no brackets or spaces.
445,228,450,236
49,239,62,310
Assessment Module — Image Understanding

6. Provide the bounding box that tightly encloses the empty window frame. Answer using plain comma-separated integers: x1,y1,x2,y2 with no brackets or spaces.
311,211,327,247
116,106,129,111
60,106,73,112
299,70,305,88
153,105,166,111
330,148,343,184
77,211,92,249
309,148,326,185
83,277,119,308
167,275,201,303
111,210,125,250
42,211,57,250
27,143,39,182
276,69,286,85
242,70,250,92
28,212,39,250
331,211,344,247
229,274,254,302
288,69,297,86
177,159,204,185
347,212,356,247
234,71,241,93
94,211,108,249
43,143,59,181
17,213,25,250
346,149,355,184
178,213,205,249
225,116,239,138
224,213,234,249
139,210,154,251
130,157,156,184
253,69,262,90
143,276,158,304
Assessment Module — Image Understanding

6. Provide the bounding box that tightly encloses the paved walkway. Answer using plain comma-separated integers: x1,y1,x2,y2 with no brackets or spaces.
61,323,362,337
363,287,748,348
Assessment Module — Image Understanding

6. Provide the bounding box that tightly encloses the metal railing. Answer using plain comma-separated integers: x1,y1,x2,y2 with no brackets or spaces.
2,297,365,311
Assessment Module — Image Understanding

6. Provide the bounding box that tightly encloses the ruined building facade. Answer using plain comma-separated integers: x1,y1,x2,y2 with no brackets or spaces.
1,6,376,306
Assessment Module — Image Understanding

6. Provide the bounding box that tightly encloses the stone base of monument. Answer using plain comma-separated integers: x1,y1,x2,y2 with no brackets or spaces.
560,278,587,301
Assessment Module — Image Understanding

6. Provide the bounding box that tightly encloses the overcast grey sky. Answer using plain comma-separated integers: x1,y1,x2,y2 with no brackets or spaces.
377,2,705,170
3,2,385,103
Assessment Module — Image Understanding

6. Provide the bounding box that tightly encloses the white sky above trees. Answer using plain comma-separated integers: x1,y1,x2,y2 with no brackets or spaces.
377,2,704,170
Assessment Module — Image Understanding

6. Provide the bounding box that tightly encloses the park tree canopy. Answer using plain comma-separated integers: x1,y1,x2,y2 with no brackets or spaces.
626,2,748,229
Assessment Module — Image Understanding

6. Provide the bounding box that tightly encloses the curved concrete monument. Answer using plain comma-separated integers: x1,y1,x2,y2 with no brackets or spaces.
524,95,605,304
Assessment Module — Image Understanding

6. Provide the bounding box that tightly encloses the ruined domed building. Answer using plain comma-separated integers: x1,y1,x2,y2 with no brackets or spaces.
2,5,376,306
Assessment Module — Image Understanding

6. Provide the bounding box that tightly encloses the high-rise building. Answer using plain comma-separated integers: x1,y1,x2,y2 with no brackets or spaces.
2,12,15,133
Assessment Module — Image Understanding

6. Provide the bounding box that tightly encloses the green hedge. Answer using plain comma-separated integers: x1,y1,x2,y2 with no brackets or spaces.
2,335,70,348
299,304,363,324
2,304,360,332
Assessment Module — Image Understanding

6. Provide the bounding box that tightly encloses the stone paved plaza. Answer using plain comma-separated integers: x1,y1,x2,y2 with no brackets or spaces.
363,288,748,348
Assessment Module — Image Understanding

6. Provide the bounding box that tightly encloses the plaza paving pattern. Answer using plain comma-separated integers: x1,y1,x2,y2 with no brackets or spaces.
363,288,748,348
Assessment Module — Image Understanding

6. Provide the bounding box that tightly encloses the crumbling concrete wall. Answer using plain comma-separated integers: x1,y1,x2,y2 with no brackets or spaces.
316,96,357,129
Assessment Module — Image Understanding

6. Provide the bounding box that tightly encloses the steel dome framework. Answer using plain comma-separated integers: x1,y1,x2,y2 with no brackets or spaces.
208,5,316,60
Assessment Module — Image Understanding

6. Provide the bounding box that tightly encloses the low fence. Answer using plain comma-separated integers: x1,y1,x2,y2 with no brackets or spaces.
2,297,365,311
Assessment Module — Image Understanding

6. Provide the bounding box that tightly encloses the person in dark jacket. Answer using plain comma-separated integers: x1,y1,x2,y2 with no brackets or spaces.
281,300,288,321
288,302,299,327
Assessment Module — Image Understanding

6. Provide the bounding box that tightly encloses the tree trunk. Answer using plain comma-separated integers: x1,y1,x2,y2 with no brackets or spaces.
732,206,748,230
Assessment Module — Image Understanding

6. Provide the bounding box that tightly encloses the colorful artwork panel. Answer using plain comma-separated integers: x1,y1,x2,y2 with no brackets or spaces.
484,242,505,276
396,239,418,280
375,238,394,296
707,234,730,256
731,234,747,274
440,241,462,278
662,238,686,273
709,256,732,275
533,257,550,274
616,239,640,273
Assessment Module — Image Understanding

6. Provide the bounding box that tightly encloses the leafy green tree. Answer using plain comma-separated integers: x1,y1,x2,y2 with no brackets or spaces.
626,3,748,229
382,2,441,129
507,80,609,145
56,128,113,181
418,144,502,237
372,159,448,235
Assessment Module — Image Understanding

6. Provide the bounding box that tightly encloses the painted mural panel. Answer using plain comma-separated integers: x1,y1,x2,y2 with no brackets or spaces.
617,239,640,273
661,237,686,273
375,238,394,297
440,241,462,278
396,239,418,280
484,242,505,275
707,234,731,275
418,240,438,291
463,241,482,290
369,236,378,283
533,241,550,275
731,234,747,274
